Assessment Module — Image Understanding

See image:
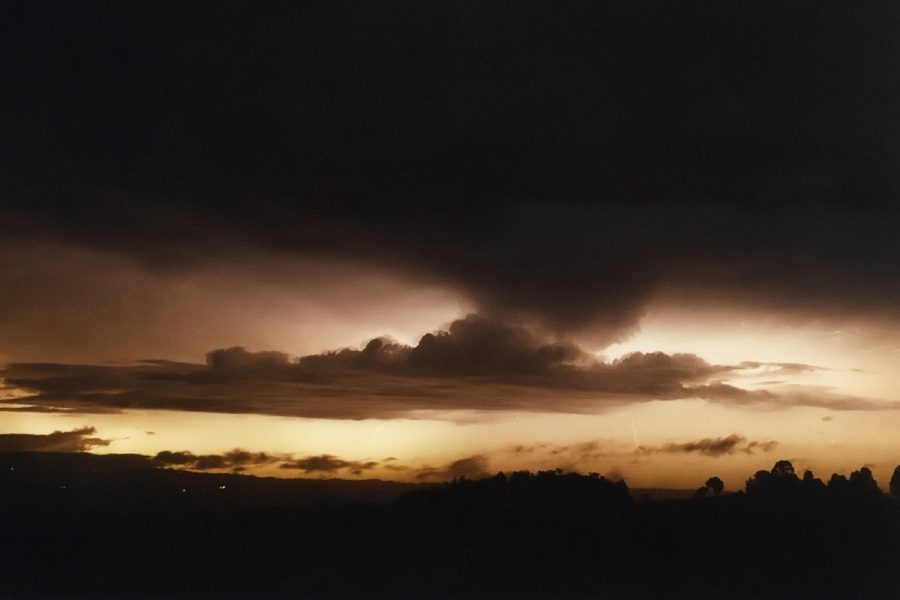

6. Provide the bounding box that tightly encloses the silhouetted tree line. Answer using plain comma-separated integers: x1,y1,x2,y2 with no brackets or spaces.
2,453,900,599
744,459,885,502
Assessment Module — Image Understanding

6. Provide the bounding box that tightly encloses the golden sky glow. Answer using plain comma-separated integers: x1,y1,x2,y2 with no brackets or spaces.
5,319,900,490
0,226,900,488
2,240,900,490
0,248,900,487
3,400,899,490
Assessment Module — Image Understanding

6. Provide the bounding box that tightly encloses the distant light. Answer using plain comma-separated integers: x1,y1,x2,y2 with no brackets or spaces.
218,485,226,490
181,488,187,493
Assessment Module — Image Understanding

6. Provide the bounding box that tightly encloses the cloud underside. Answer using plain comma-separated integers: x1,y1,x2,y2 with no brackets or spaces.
2,315,892,420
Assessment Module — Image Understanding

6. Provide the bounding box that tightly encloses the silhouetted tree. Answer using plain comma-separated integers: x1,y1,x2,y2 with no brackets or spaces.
772,460,795,478
4,450,900,598
848,466,881,497
827,473,849,492
801,470,826,495
746,460,801,498
890,466,900,500
746,469,770,489
705,476,724,496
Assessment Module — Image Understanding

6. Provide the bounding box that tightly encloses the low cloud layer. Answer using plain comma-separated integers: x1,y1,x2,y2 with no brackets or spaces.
1,315,894,420
0,427,110,453
0,429,781,483
154,449,276,472
152,449,382,477
506,435,777,468
279,455,379,476
644,435,778,458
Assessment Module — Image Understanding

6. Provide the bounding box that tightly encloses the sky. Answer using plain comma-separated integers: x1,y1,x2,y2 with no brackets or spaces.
2,1,900,490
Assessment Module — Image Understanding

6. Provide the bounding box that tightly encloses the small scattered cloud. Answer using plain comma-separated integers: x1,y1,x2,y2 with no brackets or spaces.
154,448,276,471
383,463,410,472
279,454,378,475
744,440,778,454
643,435,778,458
509,440,616,463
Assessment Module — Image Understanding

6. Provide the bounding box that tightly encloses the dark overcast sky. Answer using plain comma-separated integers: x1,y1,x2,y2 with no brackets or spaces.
3,1,900,341
5,2,900,490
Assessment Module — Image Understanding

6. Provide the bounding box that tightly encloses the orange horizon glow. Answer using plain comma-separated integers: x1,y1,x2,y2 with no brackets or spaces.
3,246,900,491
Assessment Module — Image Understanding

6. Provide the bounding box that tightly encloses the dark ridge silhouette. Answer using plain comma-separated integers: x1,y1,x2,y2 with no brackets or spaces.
2,452,900,599
0,451,430,508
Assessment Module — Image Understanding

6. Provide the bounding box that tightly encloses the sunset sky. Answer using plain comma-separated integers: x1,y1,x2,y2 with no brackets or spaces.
3,1,900,490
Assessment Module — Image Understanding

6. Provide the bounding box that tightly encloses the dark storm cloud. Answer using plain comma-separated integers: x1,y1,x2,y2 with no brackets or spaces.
0,427,110,452
2,315,896,419
3,2,900,342
280,455,379,476
644,435,778,458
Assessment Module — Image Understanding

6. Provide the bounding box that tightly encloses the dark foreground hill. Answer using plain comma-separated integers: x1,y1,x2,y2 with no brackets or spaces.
0,451,430,508
2,452,899,599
